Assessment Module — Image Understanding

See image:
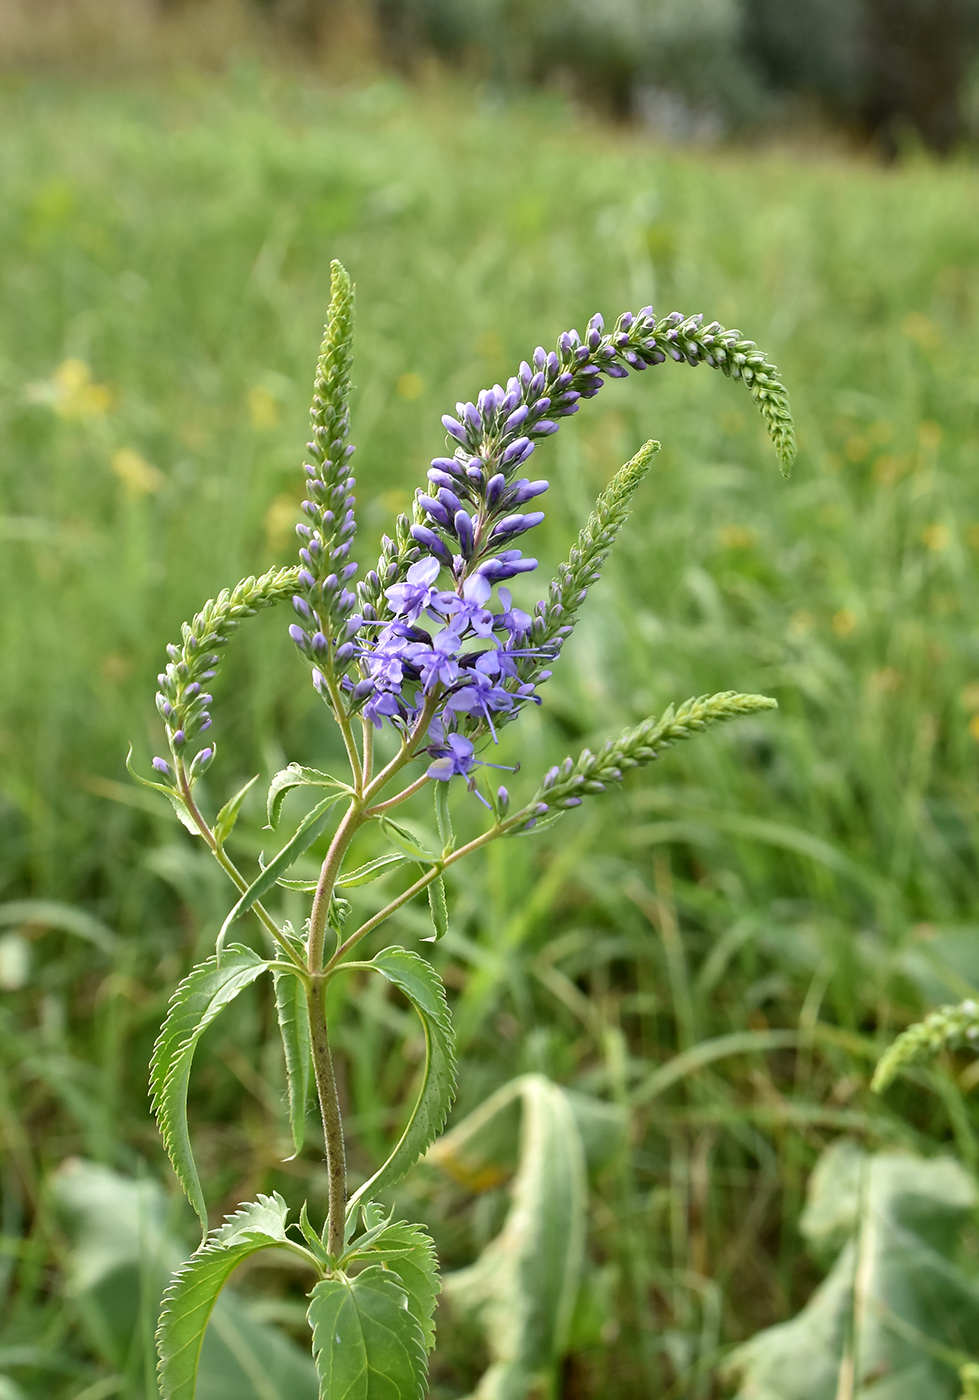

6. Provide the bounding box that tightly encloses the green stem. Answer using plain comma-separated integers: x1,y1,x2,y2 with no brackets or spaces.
365,771,432,817
361,692,441,806
307,798,367,974
325,672,363,791
307,976,346,1258
176,767,306,973
325,819,507,970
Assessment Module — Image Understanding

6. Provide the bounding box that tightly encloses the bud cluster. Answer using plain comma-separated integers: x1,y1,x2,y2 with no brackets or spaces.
154,566,300,784
872,998,979,1092
289,262,361,695
515,692,779,826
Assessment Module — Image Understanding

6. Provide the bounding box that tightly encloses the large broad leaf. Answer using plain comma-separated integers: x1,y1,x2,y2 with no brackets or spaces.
52,1160,317,1400
725,1141,979,1399
432,1074,589,1400
149,945,270,1229
273,968,312,1158
158,1195,315,1400
308,1265,428,1400
350,1220,440,1353
346,948,457,1215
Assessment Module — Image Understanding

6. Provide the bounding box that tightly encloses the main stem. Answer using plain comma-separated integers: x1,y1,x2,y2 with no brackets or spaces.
308,977,346,1258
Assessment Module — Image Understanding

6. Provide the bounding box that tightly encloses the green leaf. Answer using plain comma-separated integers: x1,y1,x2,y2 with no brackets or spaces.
126,746,200,836
347,949,457,1215
337,853,411,889
360,1222,440,1353
218,794,343,948
157,1194,315,1400
435,1074,588,1399
214,774,260,850
273,968,312,1159
267,763,348,829
425,875,448,943
725,1141,979,1399
379,817,440,863
308,1266,428,1400
149,946,270,1230
434,783,453,852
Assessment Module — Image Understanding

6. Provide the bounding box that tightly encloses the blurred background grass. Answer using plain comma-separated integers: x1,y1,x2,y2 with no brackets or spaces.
4,3,979,1397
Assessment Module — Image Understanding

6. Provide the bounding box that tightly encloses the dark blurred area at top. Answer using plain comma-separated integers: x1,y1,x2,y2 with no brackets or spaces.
5,0,979,155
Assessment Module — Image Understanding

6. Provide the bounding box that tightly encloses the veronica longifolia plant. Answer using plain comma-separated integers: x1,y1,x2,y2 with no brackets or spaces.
137,262,795,1399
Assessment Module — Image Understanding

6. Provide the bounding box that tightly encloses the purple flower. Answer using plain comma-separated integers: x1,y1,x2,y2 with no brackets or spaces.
426,733,475,781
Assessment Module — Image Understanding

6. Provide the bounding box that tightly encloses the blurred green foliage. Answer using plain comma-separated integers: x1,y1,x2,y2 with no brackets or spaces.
2,66,979,1397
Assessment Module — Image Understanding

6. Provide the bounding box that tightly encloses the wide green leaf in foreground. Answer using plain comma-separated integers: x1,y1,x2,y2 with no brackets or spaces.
725,1141,979,1399
157,1195,318,1400
308,1266,428,1400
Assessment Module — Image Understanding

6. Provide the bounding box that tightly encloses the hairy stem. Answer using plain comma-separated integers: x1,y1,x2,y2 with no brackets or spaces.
326,819,510,969
176,767,306,972
308,977,346,1257
325,673,363,791
366,771,433,817
307,798,367,974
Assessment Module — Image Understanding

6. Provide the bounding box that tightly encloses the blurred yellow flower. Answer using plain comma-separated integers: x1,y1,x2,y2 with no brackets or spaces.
832,608,857,637
248,385,281,429
111,448,165,499
718,524,756,550
921,523,950,551
264,493,301,550
27,358,113,419
396,372,425,400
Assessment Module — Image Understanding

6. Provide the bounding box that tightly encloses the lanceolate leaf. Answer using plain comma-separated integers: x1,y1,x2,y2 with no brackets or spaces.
157,1195,315,1400
347,949,457,1215
359,1221,440,1353
149,946,270,1229
214,774,260,850
273,968,312,1158
267,763,349,830
218,794,343,947
308,1266,427,1400
379,817,440,863
425,875,448,942
337,853,411,889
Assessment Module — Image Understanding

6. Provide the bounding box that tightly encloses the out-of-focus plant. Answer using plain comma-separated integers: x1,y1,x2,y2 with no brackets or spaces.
134,260,793,1396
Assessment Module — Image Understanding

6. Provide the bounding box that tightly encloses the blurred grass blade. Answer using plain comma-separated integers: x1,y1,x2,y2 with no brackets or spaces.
0,901,117,955
632,1029,802,1105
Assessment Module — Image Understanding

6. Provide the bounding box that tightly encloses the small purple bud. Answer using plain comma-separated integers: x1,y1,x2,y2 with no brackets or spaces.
463,401,482,432
171,729,186,748
431,456,464,478
586,327,602,350
492,511,545,539
335,641,356,663
454,510,475,557
504,404,529,433
311,632,328,654
502,436,533,466
298,569,315,589
442,415,467,443
292,595,312,618
152,756,173,777
533,346,546,369
532,420,558,435
497,786,509,813
410,524,452,562
605,365,629,379
289,624,309,649
486,473,506,506
419,494,451,527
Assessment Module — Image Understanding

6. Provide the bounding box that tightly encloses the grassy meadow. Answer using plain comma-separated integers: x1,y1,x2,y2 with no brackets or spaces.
3,63,979,1397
